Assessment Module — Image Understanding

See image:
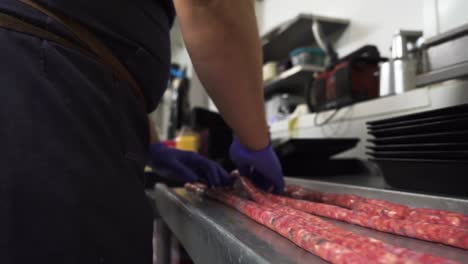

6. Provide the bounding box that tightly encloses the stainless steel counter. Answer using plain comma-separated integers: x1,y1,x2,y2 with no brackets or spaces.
151,179,468,264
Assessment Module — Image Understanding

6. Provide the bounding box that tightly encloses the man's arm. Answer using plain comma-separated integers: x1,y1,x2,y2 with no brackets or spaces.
173,0,269,151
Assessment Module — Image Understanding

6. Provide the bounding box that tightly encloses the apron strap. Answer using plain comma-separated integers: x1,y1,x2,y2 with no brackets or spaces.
0,12,93,57
16,0,148,110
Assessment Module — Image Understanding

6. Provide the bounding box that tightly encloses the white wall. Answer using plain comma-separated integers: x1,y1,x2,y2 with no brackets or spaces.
423,0,468,38
437,0,468,33
257,0,424,58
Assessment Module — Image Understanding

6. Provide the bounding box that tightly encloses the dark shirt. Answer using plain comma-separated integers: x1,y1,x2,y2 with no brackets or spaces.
1,0,176,111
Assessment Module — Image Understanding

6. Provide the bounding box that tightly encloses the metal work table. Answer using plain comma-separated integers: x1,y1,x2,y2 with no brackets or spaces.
150,178,468,264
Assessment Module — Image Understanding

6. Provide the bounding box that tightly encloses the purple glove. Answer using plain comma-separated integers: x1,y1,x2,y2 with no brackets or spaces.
229,138,285,194
149,143,232,187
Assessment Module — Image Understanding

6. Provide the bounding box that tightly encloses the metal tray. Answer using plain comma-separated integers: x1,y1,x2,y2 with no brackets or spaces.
367,150,468,160
367,104,468,127
367,113,468,130
368,131,468,145
369,117,468,137
366,143,468,152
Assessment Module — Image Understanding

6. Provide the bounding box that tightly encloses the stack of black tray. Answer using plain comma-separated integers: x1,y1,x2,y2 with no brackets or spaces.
367,104,468,196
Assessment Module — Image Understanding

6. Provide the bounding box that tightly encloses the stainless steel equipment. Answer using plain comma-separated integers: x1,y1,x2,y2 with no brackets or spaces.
417,23,468,87
379,61,394,96
380,30,423,97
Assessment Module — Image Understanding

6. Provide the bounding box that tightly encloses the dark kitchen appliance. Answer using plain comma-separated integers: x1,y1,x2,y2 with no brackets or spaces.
190,107,228,130
274,138,359,159
307,45,383,111
273,138,362,177
190,108,234,171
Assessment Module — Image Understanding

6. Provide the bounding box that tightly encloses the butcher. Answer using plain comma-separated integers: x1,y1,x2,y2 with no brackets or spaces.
0,0,284,263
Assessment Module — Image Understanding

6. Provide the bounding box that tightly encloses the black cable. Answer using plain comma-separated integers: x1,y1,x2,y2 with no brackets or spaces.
314,107,340,127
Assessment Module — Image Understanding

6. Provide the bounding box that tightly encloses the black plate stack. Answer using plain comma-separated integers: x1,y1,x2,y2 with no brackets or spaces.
366,104,468,196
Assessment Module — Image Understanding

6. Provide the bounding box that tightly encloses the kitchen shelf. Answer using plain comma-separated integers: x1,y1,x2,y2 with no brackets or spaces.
262,14,350,63
264,64,324,99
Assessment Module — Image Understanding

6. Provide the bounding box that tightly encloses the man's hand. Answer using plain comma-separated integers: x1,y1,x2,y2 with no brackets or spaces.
173,0,285,191
149,143,232,187
230,138,284,194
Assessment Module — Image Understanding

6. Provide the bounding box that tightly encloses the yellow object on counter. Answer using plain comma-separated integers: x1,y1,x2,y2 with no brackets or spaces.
288,105,309,138
176,133,199,152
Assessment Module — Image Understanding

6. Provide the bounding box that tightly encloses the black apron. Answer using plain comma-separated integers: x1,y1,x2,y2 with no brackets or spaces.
0,0,173,263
